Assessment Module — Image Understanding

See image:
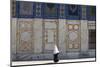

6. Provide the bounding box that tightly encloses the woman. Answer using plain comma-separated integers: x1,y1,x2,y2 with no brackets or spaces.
53,44,59,63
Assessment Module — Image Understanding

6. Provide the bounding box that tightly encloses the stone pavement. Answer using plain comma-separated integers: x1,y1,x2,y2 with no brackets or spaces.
12,58,95,66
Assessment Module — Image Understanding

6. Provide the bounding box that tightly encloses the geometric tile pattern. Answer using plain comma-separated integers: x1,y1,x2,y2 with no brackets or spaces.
14,1,96,20
11,1,96,61
17,19,33,53
12,0,16,17
67,23,80,51
43,21,58,53
35,3,41,17
59,4,65,18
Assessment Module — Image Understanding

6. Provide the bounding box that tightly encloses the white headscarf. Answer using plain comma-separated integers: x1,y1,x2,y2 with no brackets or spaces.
53,44,59,54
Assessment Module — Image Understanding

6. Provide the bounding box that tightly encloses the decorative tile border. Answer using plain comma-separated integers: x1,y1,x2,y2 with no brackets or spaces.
12,0,16,17
13,1,96,20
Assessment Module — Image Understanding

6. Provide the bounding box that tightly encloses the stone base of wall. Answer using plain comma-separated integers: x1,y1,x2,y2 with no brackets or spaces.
12,51,96,61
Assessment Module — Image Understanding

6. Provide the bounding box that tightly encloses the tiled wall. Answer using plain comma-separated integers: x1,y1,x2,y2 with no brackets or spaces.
12,1,96,20
11,1,96,61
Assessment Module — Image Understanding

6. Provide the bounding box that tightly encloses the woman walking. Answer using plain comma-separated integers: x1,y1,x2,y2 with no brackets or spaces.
53,44,59,63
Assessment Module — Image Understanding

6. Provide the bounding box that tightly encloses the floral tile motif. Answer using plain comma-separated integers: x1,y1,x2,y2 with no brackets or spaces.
67,23,80,51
